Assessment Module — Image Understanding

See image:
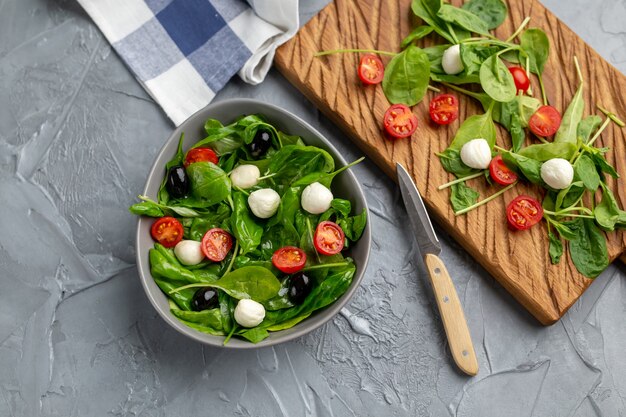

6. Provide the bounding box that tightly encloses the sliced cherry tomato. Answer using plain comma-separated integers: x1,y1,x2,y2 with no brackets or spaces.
489,155,518,185
429,94,459,125
529,105,562,137
314,221,345,255
150,216,184,248
184,148,218,168
508,66,530,93
272,246,307,274
383,104,418,139
358,54,384,85
506,196,543,231
201,228,233,262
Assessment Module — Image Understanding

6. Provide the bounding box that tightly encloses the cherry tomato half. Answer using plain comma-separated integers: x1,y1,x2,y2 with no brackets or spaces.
272,246,307,274
506,196,543,231
383,104,418,139
314,221,345,255
429,94,459,125
508,66,530,93
489,155,518,185
201,228,233,262
184,148,218,168
358,54,384,85
151,216,184,248
529,105,562,137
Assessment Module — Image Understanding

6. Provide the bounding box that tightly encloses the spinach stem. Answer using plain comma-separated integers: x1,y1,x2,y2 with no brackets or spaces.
538,74,548,105
494,145,508,153
573,56,584,85
257,173,277,181
596,104,625,127
441,82,483,101
544,210,594,219
455,182,517,215
445,22,460,44
428,85,441,93
586,117,612,147
536,135,549,144
234,186,250,196
506,16,531,42
222,241,239,277
302,262,351,272
168,283,212,295
306,217,321,263
438,172,484,190
314,48,396,57
223,326,237,345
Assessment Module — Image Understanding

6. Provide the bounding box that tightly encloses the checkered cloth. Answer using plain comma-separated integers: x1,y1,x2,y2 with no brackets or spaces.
77,0,299,125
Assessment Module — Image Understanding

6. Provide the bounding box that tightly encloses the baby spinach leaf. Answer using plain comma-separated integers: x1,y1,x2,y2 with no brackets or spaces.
577,115,602,144
555,82,584,144
550,219,578,240
179,319,225,336
554,181,585,210
460,44,500,75
574,154,600,192
586,150,619,179
382,45,431,106
239,327,270,343
331,199,352,218
231,192,263,255
437,148,477,177
519,29,549,75
448,109,497,150
186,162,231,207
461,0,507,30
210,266,281,302
479,55,517,103
548,231,563,264
518,142,578,161
266,314,311,331
450,182,479,212
338,210,368,242
424,44,450,73
594,183,622,231
155,279,195,311
185,204,232,240
565,218,609,278
401,25,435,49
150,247,218,285
268,146,335,187
502,152,542,184
510,113,525,153
430,72,480,84
437,4,490,36
291,157,364,189
171,307,223,331
411,0,455,44
129,201,165,217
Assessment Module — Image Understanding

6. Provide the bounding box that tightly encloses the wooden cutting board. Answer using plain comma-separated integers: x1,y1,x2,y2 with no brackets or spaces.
274,0,626,325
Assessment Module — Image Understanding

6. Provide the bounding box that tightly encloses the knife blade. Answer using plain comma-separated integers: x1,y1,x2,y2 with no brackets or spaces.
396,163,479,376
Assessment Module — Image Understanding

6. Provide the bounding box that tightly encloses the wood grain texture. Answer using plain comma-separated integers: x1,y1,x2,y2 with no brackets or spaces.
275,0,626,324
424,253,478,376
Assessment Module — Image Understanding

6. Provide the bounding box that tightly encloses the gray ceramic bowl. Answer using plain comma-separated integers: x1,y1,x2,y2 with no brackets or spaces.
136,98,371,348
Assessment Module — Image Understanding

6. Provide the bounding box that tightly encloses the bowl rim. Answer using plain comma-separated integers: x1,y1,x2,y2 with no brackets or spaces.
135,98,371,348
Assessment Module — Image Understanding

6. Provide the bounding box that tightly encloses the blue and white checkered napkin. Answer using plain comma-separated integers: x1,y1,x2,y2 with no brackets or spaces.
77,0,299,125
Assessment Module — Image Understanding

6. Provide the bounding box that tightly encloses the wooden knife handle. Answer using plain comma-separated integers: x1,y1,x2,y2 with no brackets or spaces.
424,253,479,376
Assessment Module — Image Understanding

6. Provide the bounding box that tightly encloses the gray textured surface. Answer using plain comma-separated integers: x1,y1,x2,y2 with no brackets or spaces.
1,0,625,415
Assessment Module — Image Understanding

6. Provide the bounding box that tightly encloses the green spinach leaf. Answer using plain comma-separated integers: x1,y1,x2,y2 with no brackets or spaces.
480,55,517,102
448,109,497,150
554,81,584,144
518,142,578,161
450,182,480,212
461,0,507,30
401,25,434,49
208,266,281,302
574,154,600,192
382,45,431,106
185,162,231,207
501,152,542,184
437,4,490,36
565,218,609,278
548,231,563,264
231,192,263,255
577,115,602,144
519,29,549,75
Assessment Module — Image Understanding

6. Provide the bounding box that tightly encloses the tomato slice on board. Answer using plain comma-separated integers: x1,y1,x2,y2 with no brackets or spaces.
272,246,307,274
184,148,219,168
201,228,233,262
529,105,562,137
358,54,384,85
508,66,530,93
489,155,518,185
383,104,418,139
314,221,345,255
151,217,184,248
506,196,543,231
429,94,459,125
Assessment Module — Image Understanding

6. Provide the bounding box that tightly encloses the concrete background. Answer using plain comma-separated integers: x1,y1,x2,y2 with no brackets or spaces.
1,0,625,415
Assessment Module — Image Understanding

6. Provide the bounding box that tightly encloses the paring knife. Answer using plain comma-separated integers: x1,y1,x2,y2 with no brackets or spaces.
396,163,478,376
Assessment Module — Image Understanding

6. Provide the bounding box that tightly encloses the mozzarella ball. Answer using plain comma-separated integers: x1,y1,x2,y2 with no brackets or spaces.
442,44,464,75
460,138,491,169
173,240,204,266
301,182,334,214
248,188,280,219
541,158,574,190
234,299,266,328
231,164,260,189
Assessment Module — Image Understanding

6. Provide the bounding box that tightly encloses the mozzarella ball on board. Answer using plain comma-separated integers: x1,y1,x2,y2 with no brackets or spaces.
234,299,266,328
541,158,574,190
442,44,464,75
231,164,261,189
248,188,280,218
301,182,334,214
460,138,492,169
174,240,204,265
